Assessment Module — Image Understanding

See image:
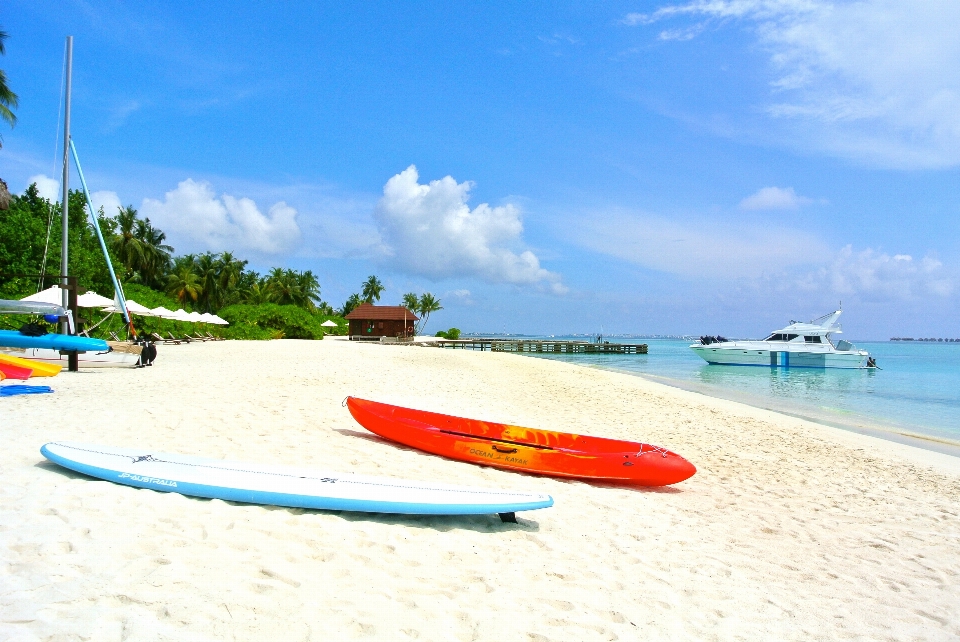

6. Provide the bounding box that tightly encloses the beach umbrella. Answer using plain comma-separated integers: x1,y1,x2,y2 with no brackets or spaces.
171,309,193,322
210,315,229,325
321,320,339,328
199,313,217,323
20,286,64,305
187,312,204,323
76,291,114,308
104,299,156,316
150,306,179,319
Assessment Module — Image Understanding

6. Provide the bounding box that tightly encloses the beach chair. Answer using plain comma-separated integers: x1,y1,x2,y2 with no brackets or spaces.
153,332,180,345
171,332,194,343
188,333,210,342
205,332,223,341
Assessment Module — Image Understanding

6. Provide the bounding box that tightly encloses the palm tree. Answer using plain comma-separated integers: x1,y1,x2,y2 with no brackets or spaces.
215,251,246,306
109,206,148,280
402,292,419,314
194,253,221,312
166,258,202,307
295,270,321,310
361,275,384,303
241,276,270,305
0,29,18,147
134,216,173,287
340,293,362,317
109,206,173,288
415,293,442,335
264,267,295,305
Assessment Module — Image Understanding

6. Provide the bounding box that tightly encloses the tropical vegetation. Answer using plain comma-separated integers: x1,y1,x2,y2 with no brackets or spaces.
0,27,18,146
435,327,461,340
0,183,346,338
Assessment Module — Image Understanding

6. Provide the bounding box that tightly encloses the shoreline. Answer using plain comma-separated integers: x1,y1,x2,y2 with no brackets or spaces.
634,368,960,458
520,348,960,460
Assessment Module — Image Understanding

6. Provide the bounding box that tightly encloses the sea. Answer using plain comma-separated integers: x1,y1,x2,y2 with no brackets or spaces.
475,336,960,455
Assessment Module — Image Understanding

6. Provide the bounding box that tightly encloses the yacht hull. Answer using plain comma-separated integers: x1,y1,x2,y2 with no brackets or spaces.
690,345,869,369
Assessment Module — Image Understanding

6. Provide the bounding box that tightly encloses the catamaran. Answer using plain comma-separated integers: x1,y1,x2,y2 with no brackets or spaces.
690,310,876,369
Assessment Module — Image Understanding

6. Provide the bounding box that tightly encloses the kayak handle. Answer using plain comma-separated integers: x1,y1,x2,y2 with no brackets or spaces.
491,444,518,454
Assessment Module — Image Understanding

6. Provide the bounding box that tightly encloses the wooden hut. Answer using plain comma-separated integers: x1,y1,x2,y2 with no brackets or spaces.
344,302,418,341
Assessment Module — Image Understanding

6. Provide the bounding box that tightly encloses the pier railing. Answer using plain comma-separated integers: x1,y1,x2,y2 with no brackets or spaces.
428,339,648,354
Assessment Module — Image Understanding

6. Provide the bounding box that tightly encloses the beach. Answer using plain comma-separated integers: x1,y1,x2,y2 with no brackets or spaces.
2,339,959,641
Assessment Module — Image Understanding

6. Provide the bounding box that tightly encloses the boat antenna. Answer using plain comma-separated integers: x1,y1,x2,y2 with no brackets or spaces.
59,36,72,334
69,139,134,334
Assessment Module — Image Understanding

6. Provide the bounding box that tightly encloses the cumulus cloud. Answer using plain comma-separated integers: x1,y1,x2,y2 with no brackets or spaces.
627,0,960,168
26,174,60,201
91,190,123,217
578,211,830,279
374,166,565,293
140,179,301,255
802,246,954,300
739,186,810,210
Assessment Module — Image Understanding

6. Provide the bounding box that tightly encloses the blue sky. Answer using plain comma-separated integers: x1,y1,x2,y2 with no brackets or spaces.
2,1,959,338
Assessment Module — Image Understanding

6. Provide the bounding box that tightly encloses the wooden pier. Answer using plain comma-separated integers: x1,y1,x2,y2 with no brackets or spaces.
429,339,648,354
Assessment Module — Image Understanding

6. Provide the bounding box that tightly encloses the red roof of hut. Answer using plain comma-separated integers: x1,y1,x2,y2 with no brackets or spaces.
344,302,419,321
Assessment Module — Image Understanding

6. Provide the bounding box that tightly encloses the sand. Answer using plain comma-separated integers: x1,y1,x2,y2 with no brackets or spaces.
1,338,958,641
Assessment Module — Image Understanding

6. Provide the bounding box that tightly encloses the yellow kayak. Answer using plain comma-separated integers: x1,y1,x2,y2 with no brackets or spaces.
0,352,62,377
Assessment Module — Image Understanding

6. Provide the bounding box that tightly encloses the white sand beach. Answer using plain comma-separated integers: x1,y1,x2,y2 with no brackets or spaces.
2,339,959,641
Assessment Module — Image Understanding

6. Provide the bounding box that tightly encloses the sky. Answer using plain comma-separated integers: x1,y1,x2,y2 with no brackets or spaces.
1,0,959,339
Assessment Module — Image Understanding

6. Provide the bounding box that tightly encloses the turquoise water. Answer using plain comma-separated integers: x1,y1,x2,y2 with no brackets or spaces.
517,338,960,450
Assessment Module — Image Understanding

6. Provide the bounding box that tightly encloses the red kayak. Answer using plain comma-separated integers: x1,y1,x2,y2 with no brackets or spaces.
346,397,696,486
0,361,33,380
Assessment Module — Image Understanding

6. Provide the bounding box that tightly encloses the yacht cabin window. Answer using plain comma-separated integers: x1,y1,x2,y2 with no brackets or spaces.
804,335,823,343
764,333,800,341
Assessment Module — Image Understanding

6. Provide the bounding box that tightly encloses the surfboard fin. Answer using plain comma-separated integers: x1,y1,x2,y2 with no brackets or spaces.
498,512,517,523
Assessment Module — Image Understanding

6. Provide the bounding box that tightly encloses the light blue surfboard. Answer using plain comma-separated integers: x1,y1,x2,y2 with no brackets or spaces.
40,442,554,517
0,330,108,352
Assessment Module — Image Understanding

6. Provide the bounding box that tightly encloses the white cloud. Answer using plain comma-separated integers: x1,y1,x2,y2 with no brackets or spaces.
26,174,60,201
804,246,954,300
140,179,301,255
739,186,810,210
91,190,122,217
628,0,960,168
578,211,830,279
374,166,565,293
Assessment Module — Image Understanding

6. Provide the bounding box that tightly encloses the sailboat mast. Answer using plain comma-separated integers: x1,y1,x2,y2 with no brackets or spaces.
59,35,73,333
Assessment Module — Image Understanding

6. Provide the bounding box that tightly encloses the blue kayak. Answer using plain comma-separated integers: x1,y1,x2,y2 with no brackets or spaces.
0,330,108,352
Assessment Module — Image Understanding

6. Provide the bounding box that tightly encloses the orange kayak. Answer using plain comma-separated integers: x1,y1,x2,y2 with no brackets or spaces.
346,397,696,486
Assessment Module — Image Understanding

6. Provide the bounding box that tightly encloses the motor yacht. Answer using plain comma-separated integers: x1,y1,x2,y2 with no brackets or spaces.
690,310,876,369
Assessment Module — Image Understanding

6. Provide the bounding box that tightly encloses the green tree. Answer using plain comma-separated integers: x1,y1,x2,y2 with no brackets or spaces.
414,292,442,335
166,256,202,306
402,292,419,313
133,215,173,287
0,29,19,146
361,275,384,303
340,292,362,317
